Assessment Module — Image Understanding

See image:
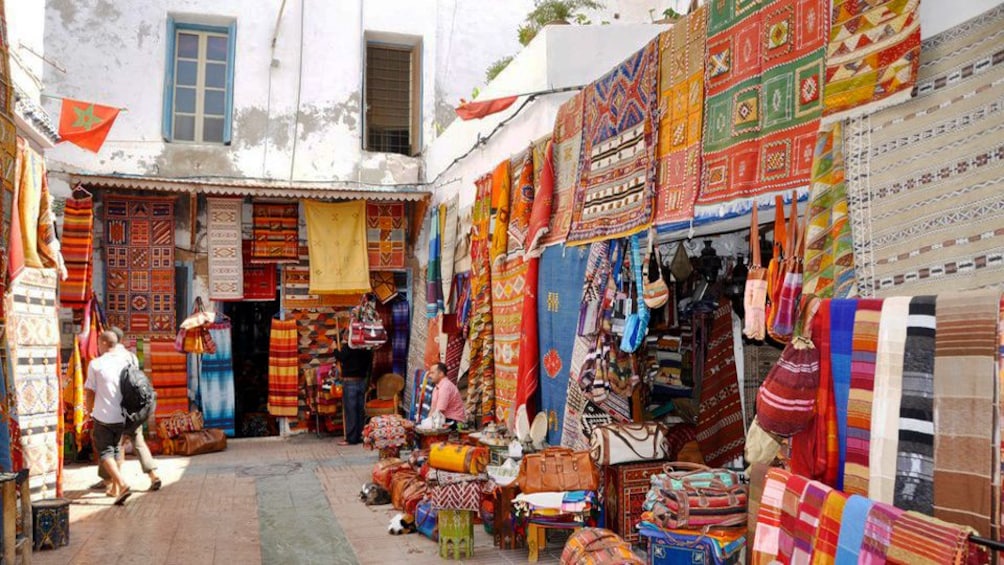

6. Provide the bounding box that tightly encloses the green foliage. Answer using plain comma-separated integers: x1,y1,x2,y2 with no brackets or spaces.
485,56,514,83
525,0,605,26
662,7,684,20
518,23,539,47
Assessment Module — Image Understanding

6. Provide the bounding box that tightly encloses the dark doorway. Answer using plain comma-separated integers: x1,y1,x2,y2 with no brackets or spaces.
224,300,280,437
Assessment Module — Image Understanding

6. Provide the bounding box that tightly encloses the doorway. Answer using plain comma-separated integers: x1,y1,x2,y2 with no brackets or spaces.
224,300,280,437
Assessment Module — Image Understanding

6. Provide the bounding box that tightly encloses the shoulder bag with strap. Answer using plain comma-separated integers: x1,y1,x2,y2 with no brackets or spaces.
643,228,670,309
743,205,768,340
764,195,788,339
769,192,804,342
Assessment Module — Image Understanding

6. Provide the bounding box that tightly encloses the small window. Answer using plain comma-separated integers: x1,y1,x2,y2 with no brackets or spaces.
365,41,421,156
163,18,236,144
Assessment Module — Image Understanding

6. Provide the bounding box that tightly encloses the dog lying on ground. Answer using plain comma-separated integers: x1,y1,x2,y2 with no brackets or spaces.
388,512,417,535
359,482,391,506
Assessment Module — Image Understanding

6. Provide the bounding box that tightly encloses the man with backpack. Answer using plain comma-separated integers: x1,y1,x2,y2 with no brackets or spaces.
84,330,135,505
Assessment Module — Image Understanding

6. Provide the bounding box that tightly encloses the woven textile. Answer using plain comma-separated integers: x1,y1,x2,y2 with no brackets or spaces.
743,343,782,431
654,5,707,225
103,196,176,336
206,197,244,300
507,151,534,258
860,503,904,564
427,206,444,316
488,160,511,267
695,299,745,467
5,269,61,498
543,93,584,247
791,300,838,484
441,197,459,309
14,139,62,273
752,467,791,565
835,494,873,565
803,123,855,299
894,296,936,513
148,340,189,418
304,199,370,294
933,291,998,535
63,337,85,450
846,4,1004,296
699,0,827,206
282,258,361,310
528,136,553,254
869,297,910,503
241,240,277,301
515,147,548,414
362,414,415,450
392,299,410,377
567,39,658,245
845,298,882,496
823,0,921,122
291,309,341,376
887,511,975,565
777,474,809,563
794,481,831,563
405,266,428,412
366,201,406,270
267,318,299,417
201,322,236,436
491,258,528,426
999,297,1004,538
250,202,298,263
59,195,93,308
467,174,496,423
812,489,848,565
829,299,857,491
431,481,483,512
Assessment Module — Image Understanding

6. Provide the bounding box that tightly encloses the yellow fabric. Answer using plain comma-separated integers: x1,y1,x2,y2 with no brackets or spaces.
64,337,86,449
16,138,43,268
303,200,371,294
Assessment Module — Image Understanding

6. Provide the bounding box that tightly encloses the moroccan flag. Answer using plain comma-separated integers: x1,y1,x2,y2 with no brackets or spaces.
58,98,120,153
455,95,518,120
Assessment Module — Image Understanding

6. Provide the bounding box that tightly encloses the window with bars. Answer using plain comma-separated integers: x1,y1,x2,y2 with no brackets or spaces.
365,42,420,156
163,19,236,144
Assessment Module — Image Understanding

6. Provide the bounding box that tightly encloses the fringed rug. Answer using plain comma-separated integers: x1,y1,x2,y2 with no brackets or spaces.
567,39,658,245
250,201,299,263
467,175,496,424
206,197,244,300
654,5,707,226
59,195,94,308
846,4,1004,297
148,339,189,419
103,196,176,336
803,122,855,299
267,318,299,417
201,322,236,436
304,200,370,294
491,257,528,426
698,0,827,206
543,93,584,247
695,298,745,467
366,201,406,270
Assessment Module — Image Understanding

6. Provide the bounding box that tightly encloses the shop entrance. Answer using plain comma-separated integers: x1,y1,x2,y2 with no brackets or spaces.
224,300,280,437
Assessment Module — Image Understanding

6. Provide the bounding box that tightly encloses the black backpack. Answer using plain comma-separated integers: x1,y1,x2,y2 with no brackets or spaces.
120,361,156,432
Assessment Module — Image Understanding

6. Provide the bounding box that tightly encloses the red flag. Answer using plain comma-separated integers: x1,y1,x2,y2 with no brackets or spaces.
454,96,518,120
58,98,120,153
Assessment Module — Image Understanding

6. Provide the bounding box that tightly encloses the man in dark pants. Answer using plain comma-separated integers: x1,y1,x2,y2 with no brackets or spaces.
333,334,374,446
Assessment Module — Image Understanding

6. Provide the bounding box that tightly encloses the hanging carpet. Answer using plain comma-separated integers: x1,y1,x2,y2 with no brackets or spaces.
303,199,371,295
694,298,745,468
803,122,855,299
148,339,189,418
543,93,584,247
241,240,277,301
366,201,406,270
201,321,236,437
267,318,299,418
894,295,936,514
250,202,299,264
206,198,244,301
59,195,94,308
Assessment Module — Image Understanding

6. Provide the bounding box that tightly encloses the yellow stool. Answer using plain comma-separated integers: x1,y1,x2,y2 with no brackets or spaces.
526,508,582,563
438,509,474,560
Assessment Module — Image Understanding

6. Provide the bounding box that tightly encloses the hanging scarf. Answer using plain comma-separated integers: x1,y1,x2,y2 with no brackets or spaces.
812,489,849,565
835,495,874,565
426,207,444,317
829,299,857,490
869,297,911,503
845,298,883,496
64,337,86,451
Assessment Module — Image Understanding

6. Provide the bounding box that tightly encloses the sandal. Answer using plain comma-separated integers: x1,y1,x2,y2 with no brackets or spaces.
114,488,132,506
89,480,107,491
150,479,162,492
337,440,351,446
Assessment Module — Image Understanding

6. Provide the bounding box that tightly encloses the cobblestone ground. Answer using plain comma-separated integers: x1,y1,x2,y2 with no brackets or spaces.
32,435,568,565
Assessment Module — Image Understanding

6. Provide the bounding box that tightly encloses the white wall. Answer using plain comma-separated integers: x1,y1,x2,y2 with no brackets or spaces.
5,1,46,103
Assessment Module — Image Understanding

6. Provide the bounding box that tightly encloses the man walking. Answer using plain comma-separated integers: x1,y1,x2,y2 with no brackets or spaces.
84,330,133,504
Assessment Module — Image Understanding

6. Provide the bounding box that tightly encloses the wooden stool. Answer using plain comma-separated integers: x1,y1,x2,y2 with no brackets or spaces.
438,509,474,560
1,470,31,564
492,484,525,550
32,498,70,550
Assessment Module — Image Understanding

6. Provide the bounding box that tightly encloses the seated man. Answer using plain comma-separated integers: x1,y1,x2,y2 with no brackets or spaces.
428,362,466,429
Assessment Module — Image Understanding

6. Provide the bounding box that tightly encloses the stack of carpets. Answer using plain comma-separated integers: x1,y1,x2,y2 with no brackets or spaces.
362,415,416,450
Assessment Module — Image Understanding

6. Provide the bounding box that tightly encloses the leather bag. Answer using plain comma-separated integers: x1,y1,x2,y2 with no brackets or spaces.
348,295,388,349
743,205,768,340
589,422,670,466
642,229,669,309
390,469,421,510
559,528,644,565
650,476,748,529
157,410,204,439
517,447,599,494
428,442,489,475
372,458,411,491
173,428,227,456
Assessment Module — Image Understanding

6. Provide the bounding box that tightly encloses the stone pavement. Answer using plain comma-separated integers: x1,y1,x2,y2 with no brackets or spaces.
33,435,569,565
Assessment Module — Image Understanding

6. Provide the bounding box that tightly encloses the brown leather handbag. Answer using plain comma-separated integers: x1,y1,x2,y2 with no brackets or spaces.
518,447,599,494
173,428,227,456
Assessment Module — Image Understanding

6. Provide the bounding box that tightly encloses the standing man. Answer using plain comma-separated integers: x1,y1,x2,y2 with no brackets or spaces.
428,362,466,428
84,330,132,504
333,332,373,446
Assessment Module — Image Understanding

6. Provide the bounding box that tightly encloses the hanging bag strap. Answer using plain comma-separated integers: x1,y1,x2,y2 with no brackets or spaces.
773,194,787,261
786,192,799,260
750,205,761,268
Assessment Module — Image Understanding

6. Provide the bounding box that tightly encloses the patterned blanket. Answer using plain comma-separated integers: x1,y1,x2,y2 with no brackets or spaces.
148,339,189,418
543,93,584,247
59,195,94,308
267,318,299,417
206,197,244,300
201,322,236,436
366,201,406,270
250,202,298,263
304,200,371,294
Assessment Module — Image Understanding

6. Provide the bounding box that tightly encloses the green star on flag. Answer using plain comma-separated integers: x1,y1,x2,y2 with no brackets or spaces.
58,97,121,153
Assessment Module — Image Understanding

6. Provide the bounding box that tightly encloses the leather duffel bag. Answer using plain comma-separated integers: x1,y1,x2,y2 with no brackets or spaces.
589,421,670,466
173,428,226,456
518,447,599,494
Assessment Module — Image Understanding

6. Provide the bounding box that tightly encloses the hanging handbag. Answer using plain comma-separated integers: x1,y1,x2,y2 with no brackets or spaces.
620,234,650,353
589,421,670,466
743,205,768,340
669,242,693,281
755,334,820,437
764,195,791,341
177,298,217,354
348,295,388,349
770,196,806,341
643,229,669,309
517,447,600,494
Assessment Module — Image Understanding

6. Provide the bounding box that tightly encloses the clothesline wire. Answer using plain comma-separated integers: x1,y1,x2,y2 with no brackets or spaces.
970,535,1004,552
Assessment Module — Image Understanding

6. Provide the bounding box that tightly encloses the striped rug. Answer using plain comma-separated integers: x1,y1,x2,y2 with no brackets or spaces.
148,339,190,419
59,195,94,308
894,296,936,513
844,298,883,496
267,318,300,417
868,297,911,503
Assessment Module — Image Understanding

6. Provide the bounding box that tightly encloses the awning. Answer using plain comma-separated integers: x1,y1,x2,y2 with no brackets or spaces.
69,173,431,202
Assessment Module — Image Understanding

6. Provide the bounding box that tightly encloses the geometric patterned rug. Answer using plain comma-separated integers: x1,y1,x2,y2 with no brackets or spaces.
366,201,406,270
206,198,244,300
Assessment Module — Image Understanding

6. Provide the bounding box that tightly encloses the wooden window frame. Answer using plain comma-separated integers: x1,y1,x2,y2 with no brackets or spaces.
363,34,422,156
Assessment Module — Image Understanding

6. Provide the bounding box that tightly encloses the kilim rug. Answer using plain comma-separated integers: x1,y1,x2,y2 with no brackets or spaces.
491,257,527,426
291,308,342,376
4,269,60,498
0,11,14,318
250,201,298,263
304,200,370,294
267,318,299,417
426,206,443,317
528,137,554,253
543,93,584,247
845,298,882,496
823,0,921,123
441,197,459,310
206,198,243,300
103,196,176,336
148,339,189,418
699,0,828,206
241,240,277,301
489,159,511,267
59,194,94,308
405,264,428,413
932,290,998,535
567,39,658,245
467,175,496,424
201,321,236,436
536,245,589,446
846,4,1004,296
803,122,855,299
868,297,910,504
507,150,534,258
392,298,410,377
366,201,406,270
894,296,936,514
695,298,745,468
654,5,707,226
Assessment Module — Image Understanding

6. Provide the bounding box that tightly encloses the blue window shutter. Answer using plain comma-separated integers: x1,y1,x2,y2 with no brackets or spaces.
223,21,237,145
162,17,176,141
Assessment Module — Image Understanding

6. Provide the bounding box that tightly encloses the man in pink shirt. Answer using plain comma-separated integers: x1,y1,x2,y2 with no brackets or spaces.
428,362,466,428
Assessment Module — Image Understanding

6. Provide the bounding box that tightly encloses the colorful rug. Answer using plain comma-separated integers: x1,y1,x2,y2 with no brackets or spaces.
823,0,921,123
291,309,342,376
654,5,707,225
392,298,410,377
467,175,496,423
241,240,277,301
405,266,428,413
491,257,528,426
894,296,936,514
441,197,459,310
426,206,443,317
282,262,361,310
803,122,855,299
206,197,244,300
845,4,1004,297
845,298,882,496
267,318,299,417
59,195,94,308
507,150,535,257
201,321,236,437
695,298,745,467
103,196,176,336
489,159,512,267
148,339,189,419
887,511,976,565
544,93,584,247
567,39,658,245
1000,297,1004,540
366,201,406,270
14,139,61,273
933,290,998,536
304,199,370,294
250,201,299,263
699,0,827,205
4,268,61,498
869,297,910,504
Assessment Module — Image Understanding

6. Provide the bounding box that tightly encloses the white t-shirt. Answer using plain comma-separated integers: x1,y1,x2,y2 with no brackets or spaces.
84,344,135,424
